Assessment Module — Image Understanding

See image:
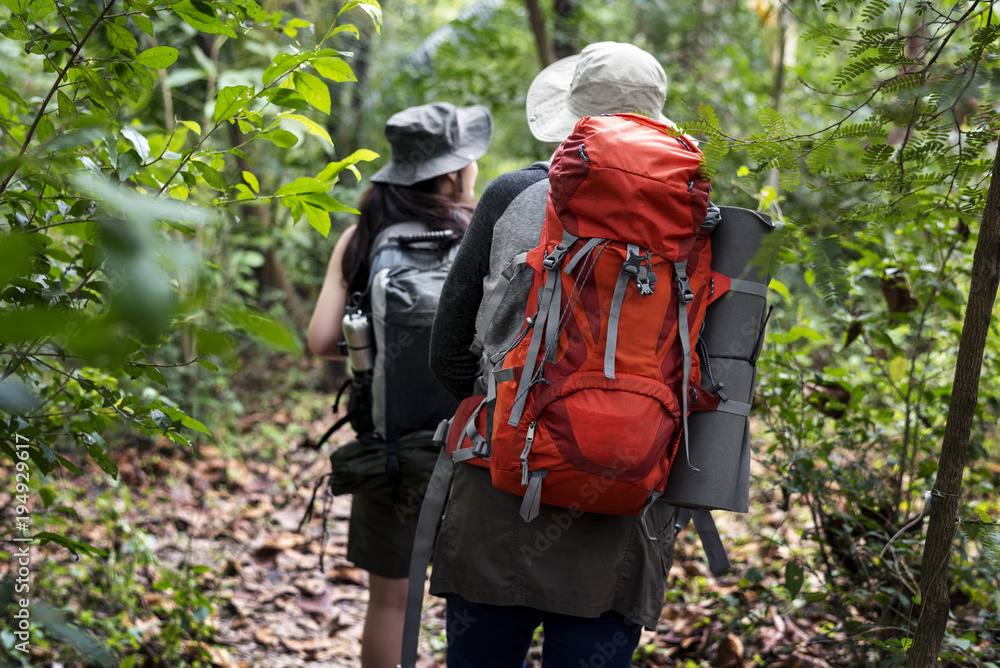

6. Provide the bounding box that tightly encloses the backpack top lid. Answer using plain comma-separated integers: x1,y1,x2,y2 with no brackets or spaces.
547,113,711,256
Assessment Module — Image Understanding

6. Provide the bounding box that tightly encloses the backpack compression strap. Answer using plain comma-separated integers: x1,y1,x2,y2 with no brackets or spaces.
674,508,731,575
506,231,577,427
674,260,698,472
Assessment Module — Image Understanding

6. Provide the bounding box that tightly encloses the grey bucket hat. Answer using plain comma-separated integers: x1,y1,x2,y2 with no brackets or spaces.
525,41,677,143
370,102,493,186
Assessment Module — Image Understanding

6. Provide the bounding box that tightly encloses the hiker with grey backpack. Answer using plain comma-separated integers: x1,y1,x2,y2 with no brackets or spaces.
306,102,493,668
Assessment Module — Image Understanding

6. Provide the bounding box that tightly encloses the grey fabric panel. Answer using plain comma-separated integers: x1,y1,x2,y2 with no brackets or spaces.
474,180,550,369
663,207,781,513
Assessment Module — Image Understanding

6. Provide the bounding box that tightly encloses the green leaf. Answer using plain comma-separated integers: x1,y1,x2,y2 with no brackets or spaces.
785,561,804,600
303,203,331,236
74,65,119,116
331,23,359,40
262,52,310,87
259,128,298,147
172,0,237,38
263,87,311,111
150,408,173,431
293,71,331,114
274,176,326,196
178,120,202,135
24,0,56,22
107,22,138,55
214,85,254,123
221,306,301,353
280,113,333,147
56,90,77,123
312,57,357,83
117,150,142,181
32,532,106,557
86,440,119,478
768,278,790,301
180,413,213,437
300,191,359,214
0,17,31,41
786,326,826,343
132,13,154,36
192,161,229,191
56,455,83,475
121,126,150,162
142,365,167,387
134,46,178,69
196,358,219,371
243,170,259,194
337,0,381,32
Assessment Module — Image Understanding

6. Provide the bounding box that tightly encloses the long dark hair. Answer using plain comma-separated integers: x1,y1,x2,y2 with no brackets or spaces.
341,176,474,297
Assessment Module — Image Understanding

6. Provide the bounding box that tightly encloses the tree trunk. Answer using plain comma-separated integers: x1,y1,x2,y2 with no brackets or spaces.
908,136,1000,666
552,0,576,60
524,0,554,69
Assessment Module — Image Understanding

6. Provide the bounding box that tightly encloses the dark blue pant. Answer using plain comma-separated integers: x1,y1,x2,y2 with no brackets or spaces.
445,594,642,668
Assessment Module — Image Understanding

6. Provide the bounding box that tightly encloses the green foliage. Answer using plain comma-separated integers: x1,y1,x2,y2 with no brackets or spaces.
0,4,381,653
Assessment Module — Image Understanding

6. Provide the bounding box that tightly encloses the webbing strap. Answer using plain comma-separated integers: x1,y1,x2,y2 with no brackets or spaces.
519,469,548,522
714,399,752,417
605,243,638,379
508,266,559,426
563,238,604,274
488,366,514,402
640,490,663,541
674,261,697,472
675,508,731,576
401,448,454,668
472,251,531,355
542,273,562,363
728,278,769,298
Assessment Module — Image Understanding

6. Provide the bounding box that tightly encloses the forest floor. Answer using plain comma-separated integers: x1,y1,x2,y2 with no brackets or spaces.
13,356,958,667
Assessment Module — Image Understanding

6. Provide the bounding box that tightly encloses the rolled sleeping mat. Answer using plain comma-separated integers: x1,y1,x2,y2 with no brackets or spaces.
663,206,783,513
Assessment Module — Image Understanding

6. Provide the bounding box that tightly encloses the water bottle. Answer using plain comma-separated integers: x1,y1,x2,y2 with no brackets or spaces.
341,310,374,373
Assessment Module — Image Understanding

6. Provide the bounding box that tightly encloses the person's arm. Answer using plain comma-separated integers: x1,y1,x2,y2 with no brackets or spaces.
430,169,545,399
307,225,357,359
429,201,494,399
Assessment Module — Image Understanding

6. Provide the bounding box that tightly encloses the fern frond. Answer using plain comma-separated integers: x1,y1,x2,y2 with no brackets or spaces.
833,57,884,87
861,0,890,24
879,73,923,95
806,236,850,306
757,106,790,137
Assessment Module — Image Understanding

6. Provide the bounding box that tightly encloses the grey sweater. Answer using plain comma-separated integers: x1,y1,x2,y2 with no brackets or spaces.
427,165,676,629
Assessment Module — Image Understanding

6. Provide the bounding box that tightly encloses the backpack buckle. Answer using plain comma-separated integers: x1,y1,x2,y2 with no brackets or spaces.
543,244,570,270
674,261,693,304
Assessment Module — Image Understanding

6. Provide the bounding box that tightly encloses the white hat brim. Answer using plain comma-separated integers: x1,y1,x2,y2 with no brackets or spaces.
525,55,671,143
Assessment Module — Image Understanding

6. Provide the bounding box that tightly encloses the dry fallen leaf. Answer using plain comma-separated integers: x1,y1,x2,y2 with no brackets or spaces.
279,636,340,653
254,627,279,646
714,633,744,668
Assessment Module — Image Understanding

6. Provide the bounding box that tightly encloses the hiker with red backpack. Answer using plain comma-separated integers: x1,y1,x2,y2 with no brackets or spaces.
413,43,693,667
307,102,493,668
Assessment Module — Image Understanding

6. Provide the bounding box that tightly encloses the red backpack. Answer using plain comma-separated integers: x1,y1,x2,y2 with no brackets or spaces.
446,113,728,523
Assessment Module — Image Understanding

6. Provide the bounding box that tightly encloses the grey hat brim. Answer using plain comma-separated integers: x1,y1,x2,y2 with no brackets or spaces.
525,54,672,143
371,105,493,186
